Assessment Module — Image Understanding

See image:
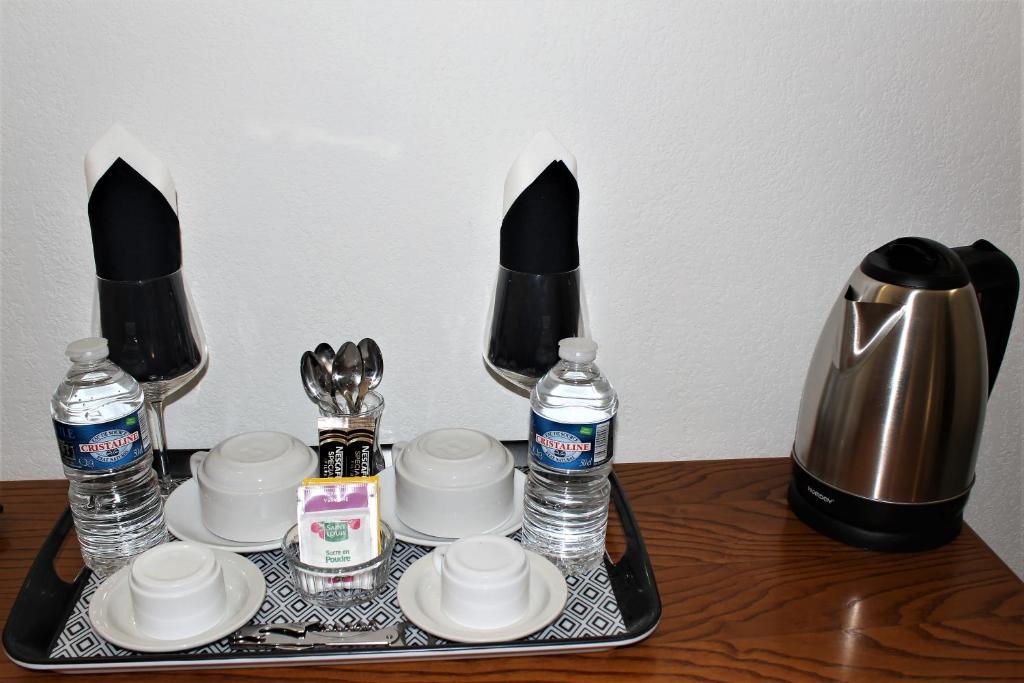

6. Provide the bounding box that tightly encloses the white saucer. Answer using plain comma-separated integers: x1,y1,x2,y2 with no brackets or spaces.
88,546,266,653
165,478,281,553
378,466,525,547
397,548,567,643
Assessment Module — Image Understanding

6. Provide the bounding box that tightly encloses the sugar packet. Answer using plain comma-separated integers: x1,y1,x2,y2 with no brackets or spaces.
297,477,380,568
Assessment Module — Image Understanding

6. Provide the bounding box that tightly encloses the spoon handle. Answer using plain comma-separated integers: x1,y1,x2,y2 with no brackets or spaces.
354,377,370,413
339,389,357,415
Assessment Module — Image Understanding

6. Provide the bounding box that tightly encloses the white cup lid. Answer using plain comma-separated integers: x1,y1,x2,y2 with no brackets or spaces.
442,535,528,581
199,432,315,492
130,542,218,594
396,428,512,489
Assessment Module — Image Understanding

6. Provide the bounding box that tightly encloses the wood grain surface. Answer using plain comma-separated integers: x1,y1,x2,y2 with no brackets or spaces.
2,458,1023,682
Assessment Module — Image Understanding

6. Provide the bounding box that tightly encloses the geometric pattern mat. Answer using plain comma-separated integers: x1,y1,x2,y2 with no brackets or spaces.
50,532,625,659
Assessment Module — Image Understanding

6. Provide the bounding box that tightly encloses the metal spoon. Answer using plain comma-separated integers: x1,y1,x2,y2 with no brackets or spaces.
300,351,336,413
332,341,363,414
355,338,383,411
313,342,335,376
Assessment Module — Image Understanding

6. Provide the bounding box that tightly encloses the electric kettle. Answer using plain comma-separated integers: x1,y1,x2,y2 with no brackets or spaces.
789,237,1018,551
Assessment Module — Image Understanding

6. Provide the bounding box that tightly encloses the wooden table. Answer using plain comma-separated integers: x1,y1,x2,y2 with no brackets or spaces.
2,458,1023,681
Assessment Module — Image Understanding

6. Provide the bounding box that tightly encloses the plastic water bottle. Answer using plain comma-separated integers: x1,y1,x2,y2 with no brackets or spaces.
50,338,167,577
522,337,618,576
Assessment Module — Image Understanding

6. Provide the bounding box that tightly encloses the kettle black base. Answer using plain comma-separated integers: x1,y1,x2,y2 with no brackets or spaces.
787,456,970,552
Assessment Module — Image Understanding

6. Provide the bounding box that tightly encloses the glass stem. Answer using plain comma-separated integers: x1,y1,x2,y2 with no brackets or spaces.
147,397,173,495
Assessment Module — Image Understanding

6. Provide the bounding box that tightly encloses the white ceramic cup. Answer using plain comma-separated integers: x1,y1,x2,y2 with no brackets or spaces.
191,431,317,543
129,542,227,640
433,535,531,630
394,428,514,538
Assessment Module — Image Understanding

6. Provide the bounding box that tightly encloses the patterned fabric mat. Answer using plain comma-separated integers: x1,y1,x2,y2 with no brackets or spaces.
50,533,626,659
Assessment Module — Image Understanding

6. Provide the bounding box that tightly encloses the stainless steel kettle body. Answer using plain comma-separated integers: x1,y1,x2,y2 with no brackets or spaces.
789,238,1018,551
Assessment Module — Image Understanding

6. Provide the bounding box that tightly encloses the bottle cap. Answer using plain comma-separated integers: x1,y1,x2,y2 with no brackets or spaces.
66,337,109,362
558,337,597,363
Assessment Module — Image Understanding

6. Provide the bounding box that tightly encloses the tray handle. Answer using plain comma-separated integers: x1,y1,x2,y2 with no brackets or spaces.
2,507,84,665
605,469,662,634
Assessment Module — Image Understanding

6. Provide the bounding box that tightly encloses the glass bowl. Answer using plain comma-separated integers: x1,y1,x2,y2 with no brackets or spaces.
281,521,395,608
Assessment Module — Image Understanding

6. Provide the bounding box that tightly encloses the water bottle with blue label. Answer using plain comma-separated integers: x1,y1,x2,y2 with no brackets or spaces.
51,338,167,576
521,337,618,576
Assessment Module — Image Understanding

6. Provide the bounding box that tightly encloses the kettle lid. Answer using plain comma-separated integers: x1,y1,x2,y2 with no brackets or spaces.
860,237,970,290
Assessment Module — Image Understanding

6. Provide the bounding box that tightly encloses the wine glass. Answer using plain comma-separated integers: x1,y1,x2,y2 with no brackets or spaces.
93,269,207,494
483,265,590,393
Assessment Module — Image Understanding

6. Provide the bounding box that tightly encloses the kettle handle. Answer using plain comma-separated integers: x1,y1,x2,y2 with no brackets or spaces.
952,240,1019,394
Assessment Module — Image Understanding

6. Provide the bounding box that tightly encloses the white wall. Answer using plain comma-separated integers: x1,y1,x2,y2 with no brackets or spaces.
2,1,1020,575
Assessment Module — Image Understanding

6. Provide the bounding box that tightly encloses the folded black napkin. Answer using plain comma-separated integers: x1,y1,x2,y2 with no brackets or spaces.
500,159,579,274
85,124,201,383
487,131,584,381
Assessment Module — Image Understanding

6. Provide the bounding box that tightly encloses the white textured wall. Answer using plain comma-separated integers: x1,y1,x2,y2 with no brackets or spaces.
2,2,1021,575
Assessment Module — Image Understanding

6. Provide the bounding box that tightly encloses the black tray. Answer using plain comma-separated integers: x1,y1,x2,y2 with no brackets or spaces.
3,442,660,672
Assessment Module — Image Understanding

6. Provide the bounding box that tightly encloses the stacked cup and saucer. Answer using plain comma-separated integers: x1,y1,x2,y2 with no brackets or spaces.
397,535,567,643
379,428,527,546
165,431,318,552
88,542,266,652
384,428,567,642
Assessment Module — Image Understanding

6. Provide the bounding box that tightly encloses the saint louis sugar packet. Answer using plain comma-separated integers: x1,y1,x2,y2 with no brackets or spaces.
297,477,381,568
